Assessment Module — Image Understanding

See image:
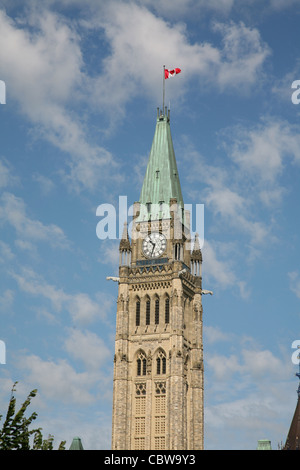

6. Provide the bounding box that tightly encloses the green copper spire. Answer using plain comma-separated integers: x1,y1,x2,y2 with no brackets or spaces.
138,108,184,222
69,436,84,450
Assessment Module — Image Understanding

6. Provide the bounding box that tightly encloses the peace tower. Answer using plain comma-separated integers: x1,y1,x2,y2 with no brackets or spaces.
111,107,204,450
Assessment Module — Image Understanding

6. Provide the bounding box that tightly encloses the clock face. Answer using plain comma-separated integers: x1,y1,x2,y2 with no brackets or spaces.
142,232,167,259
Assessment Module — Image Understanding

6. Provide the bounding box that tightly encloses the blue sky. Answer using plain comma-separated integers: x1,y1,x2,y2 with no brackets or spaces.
0,0,300,450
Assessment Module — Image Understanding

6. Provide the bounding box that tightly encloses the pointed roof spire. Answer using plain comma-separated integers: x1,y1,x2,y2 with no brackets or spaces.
119,222,131,252
69,436,84,450
138,109,184,222
284,399,300,450
284,357,300,450
191,233,202,262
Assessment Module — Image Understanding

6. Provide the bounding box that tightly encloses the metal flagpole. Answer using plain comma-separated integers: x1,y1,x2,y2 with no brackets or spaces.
163,65,165,114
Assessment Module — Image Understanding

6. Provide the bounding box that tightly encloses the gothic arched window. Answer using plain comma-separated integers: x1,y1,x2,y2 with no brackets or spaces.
156,350,167,375
136,299,141,326
146,299,150,325
155,298,159,325
137,351,147,376
165,297,170,324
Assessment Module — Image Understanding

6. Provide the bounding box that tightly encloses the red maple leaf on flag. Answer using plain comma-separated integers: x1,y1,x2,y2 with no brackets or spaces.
165,68,181,79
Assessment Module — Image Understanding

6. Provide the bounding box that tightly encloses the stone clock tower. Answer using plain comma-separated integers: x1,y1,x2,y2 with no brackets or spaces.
111,107,204,451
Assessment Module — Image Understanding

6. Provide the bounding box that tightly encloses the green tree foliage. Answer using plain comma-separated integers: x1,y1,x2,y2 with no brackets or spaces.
0,382,66,450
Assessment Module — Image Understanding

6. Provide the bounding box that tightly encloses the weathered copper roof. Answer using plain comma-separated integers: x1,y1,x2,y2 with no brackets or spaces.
69,436,84,450
138,109,184,222
257,439,272,450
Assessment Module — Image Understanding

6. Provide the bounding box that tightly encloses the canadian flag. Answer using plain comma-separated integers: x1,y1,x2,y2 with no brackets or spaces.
165,68,181,79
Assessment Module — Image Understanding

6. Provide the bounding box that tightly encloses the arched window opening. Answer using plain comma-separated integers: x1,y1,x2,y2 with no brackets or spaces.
136,300,140,326
156,350,167,375
137,351,147,376
165,297,170,324
162,356,166,374
146,299,150,325
156,356,161,375
155,298,159,325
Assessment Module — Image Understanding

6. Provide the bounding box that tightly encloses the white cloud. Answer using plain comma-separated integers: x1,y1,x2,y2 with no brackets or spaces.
229,120,300,184
242,348,285,379
0,9,117,192
0,240,14,263
19,354,97,405
271,61,300,103
288,271,300,299
213,21,271,91
10,266,110,325
180,120,297,300
14,239,38,255
205,391,286,448
0,9,82,112
206,184,269,244
0,4,271,194
183,142,272,252
269,0,300,10
0,158,19,189
141,0,300,17
202,240,236,289
68,292,110,325
202,240,251,298
64,328,110,370
220,119,300,221
12,326,113,409
204,325,233,344
35,410,112,450
88,4,270,112
0,192,70,249
259,188,285,207
97,240,119,274
0,289,14,313
137,0,234,18
207,353,242,381
92,2,219,108
11,267,68,310
32,173,55,195
204,186,246,219
0,375,111,449
204,336,294,449
206,340,290,385
184,117,300,253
